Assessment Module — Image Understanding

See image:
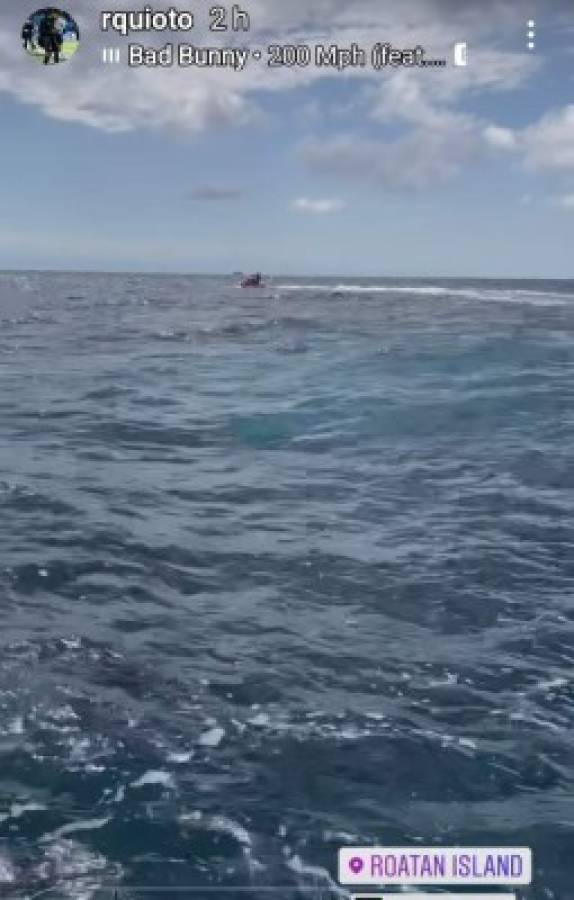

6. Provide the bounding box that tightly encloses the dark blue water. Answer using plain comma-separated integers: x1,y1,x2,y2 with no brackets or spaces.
0,272,573,899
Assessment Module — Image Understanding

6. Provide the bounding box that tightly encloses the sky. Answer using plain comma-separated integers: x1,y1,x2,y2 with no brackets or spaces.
0,0,573,276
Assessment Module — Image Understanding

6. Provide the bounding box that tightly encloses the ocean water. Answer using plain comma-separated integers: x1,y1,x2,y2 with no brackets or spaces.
0,271,573,899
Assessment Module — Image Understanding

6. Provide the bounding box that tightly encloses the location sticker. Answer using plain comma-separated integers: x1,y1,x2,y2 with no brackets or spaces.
339,847,532,886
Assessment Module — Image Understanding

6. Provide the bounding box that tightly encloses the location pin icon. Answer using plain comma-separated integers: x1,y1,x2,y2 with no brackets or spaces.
349,856,364,875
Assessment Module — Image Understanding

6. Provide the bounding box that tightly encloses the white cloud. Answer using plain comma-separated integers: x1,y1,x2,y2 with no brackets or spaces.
481,105,574,174
0,0,567,200
294,37,537,191
0,45,256,133
0,0,542,135
300,121,478,190
299,95,574,191
557,193,574,209
522,105,574,170
484,124,516,149
292,197,345,213
369,50,537,129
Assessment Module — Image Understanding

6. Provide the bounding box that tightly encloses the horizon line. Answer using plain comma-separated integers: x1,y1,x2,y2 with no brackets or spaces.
0,267,572,281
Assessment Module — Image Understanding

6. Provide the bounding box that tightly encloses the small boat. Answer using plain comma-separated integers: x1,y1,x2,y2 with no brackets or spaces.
240,272,264,288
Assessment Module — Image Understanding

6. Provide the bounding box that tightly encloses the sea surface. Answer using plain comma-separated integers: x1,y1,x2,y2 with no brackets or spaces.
0,272,573,900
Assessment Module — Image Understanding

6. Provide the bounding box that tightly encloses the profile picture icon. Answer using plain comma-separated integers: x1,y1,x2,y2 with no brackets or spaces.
22,8,80,65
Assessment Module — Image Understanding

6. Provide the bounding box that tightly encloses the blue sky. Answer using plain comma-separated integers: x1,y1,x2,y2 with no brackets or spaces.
0,0,573,276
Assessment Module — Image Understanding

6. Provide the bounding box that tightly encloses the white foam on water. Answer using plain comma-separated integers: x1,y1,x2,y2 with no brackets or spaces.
112,784,125,803
35,838,120,900
429,671,459,686
339,726,363,740
240,708,392,744
286,853,350,898
532,676,568,692
179,811,264,870
179,809,203,824
61,637,82,650
67,736,91,761
9,801,46,819
248,712,272,727
167,750,194,763
198,726,225,747
458,737,478,750
0,854,16,883
509,711,562,731
49,704,80,721
274,283,572,306
209,815,252,847
449,287,570,306
131,770,176,789
7,716,24,734
415,726,478,753
244,850,267,873
44,817,111,840
276,283,444,295
323,829,359,843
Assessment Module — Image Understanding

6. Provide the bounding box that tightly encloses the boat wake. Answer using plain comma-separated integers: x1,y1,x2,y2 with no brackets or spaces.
274,283,572,306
